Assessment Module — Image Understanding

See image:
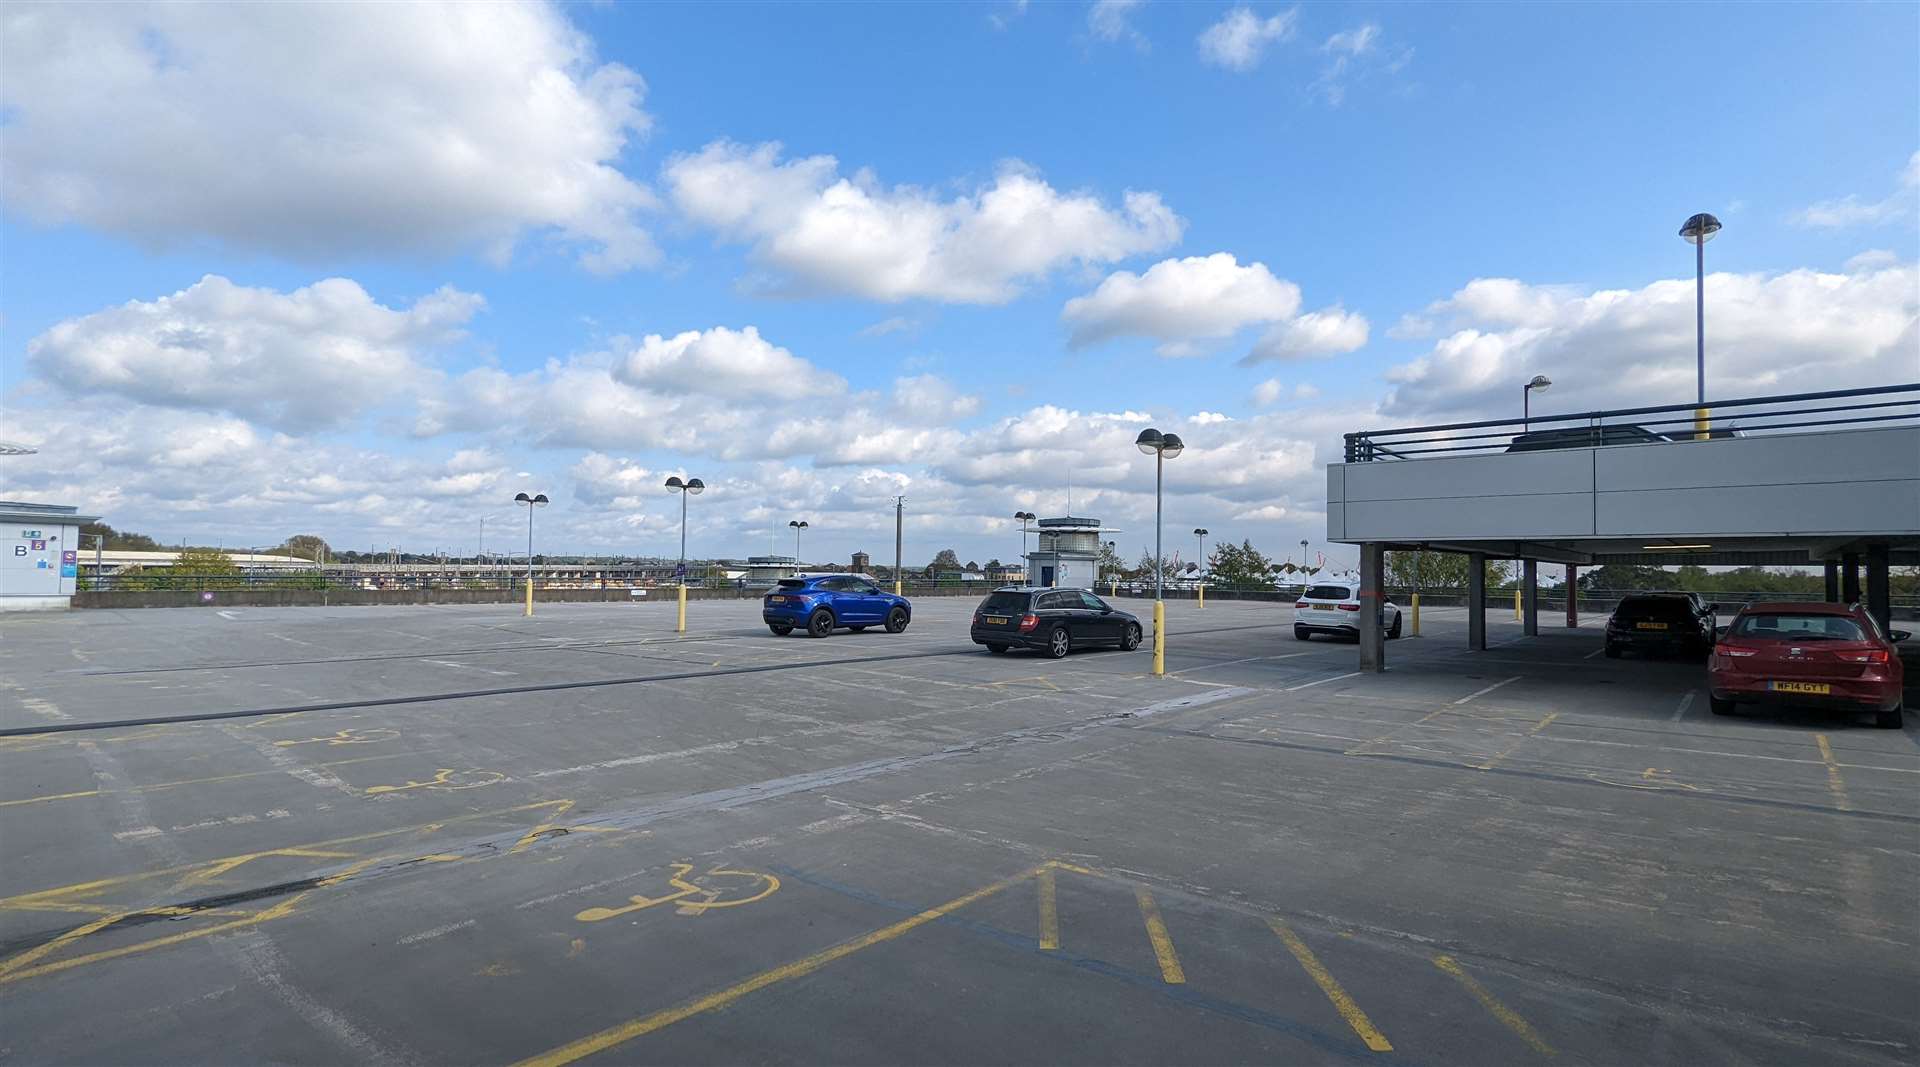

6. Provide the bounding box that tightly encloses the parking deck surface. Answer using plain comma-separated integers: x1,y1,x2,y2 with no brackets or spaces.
2,598,1916,1065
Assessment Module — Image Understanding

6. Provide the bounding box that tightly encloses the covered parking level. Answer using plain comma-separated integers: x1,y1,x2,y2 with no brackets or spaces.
1328,384,1920,672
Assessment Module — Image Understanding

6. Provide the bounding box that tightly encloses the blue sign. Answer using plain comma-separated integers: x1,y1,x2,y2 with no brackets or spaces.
61,563,77,578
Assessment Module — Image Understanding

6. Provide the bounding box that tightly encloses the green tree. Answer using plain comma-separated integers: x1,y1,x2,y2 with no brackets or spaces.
1209,539,1279,589
1096,542,1127,582
1385,550,1512,590
172,547,242,590
928,548,962,576
277,534,332,561
79,522,158,551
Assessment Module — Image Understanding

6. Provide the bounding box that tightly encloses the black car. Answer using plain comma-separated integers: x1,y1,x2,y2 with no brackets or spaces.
1604,593,1718,659
971,587,1143,658
1506,425,1669,452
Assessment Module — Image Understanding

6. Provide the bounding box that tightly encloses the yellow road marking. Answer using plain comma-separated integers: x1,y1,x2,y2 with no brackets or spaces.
1269,920,1392,1052
363,767,506,796
274,728,400,747
1471,711,1559,771
1432,955,1555,1057
0,751,413,808
1134,888,1185,984
1816,734,1852,812
574,863,780,921
510,799,577,853
1037,867,1059,950
514,863,1049,1067
1346,705,1453,756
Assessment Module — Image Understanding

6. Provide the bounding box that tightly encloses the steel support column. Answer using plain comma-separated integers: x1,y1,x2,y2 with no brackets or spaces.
1843,552,1861,604
1359,543,1386,673
1467,552,1487,651
1824,562,1840,603
1522,559,1539,637
1866,544,1891,636
1565,564,1579,627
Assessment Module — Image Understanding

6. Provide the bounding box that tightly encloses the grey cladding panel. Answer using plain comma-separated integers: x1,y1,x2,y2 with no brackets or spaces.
1342,493,1597,541
1341,449,1594,502
1597,480,1920,537
1597,427,1920,491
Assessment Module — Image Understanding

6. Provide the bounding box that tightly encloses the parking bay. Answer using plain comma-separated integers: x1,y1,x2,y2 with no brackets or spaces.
2,599,1916,1064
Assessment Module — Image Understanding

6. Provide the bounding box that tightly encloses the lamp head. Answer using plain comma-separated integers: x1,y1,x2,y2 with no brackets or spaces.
1526,374,1552,393
532,493,548,507
664,476,684,493
1159,433,1184,458
685,478,704,495
1135,428,1163,455
1678,212,1722,245
514,492,532,504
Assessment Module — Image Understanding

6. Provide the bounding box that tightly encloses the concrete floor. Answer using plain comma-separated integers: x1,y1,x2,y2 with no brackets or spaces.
1,598,1915,1065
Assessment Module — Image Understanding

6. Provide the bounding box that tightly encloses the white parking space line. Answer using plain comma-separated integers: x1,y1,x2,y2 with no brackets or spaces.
1175,652,1314,674
1671,690,1696,722
1582,647,1607,659
1452,675,1522,704
1284,671,1363,692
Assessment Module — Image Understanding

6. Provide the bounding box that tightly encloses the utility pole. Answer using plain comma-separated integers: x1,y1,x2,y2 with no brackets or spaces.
893,496,905,596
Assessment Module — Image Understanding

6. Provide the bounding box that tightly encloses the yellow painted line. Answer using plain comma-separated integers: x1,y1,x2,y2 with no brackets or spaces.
0,751,414,808
1471,711,1559,771
1346,705,1453,756
1037,867,1059,950
1816,734,1852,812
1432,955,1555,1057
1269,920,1392,1052
1134,888,1185,984
514,864,1048,1067
510,799,577,853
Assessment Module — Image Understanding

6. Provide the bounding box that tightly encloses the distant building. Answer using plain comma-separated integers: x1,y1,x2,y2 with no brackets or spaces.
1026,516,1106,589
2,501,98,611
744,555,798,586
851,551,870,574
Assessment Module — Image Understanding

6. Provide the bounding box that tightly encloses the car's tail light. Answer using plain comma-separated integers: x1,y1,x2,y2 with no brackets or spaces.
1338,603,1360,612
1837,649,1891,665
1295,600,1307,609
1018,613,1040,632
972,612,983,626
1716,643,1759,658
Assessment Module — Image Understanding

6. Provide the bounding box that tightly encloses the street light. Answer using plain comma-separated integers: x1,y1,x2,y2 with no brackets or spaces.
1013,511,1036,578
665,476,705,632
1522,374,1552,431
1135,428,1185,676
1193,527,1210,609
1679,212,1722,439
512,491,548,617
788,520,809,564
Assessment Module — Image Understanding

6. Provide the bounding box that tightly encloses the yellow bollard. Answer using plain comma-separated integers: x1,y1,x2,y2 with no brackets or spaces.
1197,584,1205,609
676,582,687,633
894,580,902,595
524,577,534,617
1152,600,1166,677
1693,406,1711,441
1111,581,1118,597
1411,592,1421,637
1514,586,1522,621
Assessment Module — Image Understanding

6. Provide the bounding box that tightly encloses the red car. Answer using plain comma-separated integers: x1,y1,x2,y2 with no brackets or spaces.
1708,602,1909,729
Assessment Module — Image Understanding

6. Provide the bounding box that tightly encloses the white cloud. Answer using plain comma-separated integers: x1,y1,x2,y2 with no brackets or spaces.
0,1,656,270
1794,151,1920,229
28,275,480,432
617,326,845,398
859,316,919,338
1197,6,1298,71
1063,253,1300,354
1324,24,1379,56
989,0,1030,30
1088,0,1148,48
1383,261,1920,418
665,141,1182,304
1246,305,1370,362
1312,22,1408,105
1252,378,1285,406
890,375,983,422
1190,411,1234,425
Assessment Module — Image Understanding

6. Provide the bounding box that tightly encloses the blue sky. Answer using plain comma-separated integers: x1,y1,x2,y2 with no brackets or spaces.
2,1,1915,567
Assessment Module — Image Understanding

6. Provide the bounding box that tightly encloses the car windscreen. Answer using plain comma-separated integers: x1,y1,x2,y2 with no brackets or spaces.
1304,585,1353,601
981,591,1029,614
775,579,808,591
1616,597,1692,618
1729,613,1867,641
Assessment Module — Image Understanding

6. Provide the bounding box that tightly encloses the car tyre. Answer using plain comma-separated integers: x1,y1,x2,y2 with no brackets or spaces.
1875,702,1904,730
985,643,1010,655
1120,624,1142,651
768,623,792,636
807,609,834,638
1294,626,1311,641
1709,693,1737,716
1387,612,1403,639
885,607,910,634
1045,627,1071,659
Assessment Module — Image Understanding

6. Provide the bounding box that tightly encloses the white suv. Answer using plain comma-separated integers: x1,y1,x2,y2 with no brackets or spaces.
1294,581,1402,641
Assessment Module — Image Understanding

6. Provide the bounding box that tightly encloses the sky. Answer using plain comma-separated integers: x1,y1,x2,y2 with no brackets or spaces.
2,0,1916,570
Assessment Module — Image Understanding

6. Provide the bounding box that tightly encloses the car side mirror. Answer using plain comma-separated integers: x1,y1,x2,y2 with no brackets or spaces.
1892,630,1912,643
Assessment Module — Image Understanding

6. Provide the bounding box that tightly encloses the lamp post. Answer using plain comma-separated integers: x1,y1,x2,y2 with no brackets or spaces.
665,476,705,632
1522,374,1552,431
1135,428,1186,676
1193,528,1209,608
512,492,548,617
788,520,808,565
1013,511,1036,581
1679,212,1722,439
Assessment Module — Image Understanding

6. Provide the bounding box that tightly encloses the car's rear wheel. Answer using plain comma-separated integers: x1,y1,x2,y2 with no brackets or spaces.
1709,693,1737,716
807,609,834,638
1120,624,1142,651
1387,613,1403,639
768,623,792,636
885,607,909,633
1045,627,1071,659
985,643,1010,655
1294,626,1311,641
1875,702,1904,730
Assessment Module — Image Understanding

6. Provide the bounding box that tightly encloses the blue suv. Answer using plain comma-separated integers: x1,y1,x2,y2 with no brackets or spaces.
763,576,912,637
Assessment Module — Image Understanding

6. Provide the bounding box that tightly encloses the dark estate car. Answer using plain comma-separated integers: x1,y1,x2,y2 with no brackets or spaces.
1605,593,1718,659
971,587,1142,658
762,575,911,637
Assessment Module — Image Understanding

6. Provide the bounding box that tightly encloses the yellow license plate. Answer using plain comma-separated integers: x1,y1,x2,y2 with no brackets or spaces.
1635,621,1669,630
1770,681,1831,695
769,595,787,603
985,615,1009,624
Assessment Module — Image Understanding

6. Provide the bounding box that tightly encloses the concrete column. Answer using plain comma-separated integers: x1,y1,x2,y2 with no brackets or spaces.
1865,544,1891,636
1522,559,1539,637
1824,562,1840,603
1565,564,1580,627
1467,552,1487,651
1358,543,1386,673
1842,552,1861,604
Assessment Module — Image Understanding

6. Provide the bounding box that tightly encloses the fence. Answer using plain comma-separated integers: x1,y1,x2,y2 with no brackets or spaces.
72,573,1013,609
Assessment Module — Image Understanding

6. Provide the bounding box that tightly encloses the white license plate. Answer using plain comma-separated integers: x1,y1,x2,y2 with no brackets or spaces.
769,595,787,603
1313,605,1337,611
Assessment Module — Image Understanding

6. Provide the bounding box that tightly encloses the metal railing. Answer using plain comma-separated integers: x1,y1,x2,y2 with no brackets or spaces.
1343,383,1920,462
